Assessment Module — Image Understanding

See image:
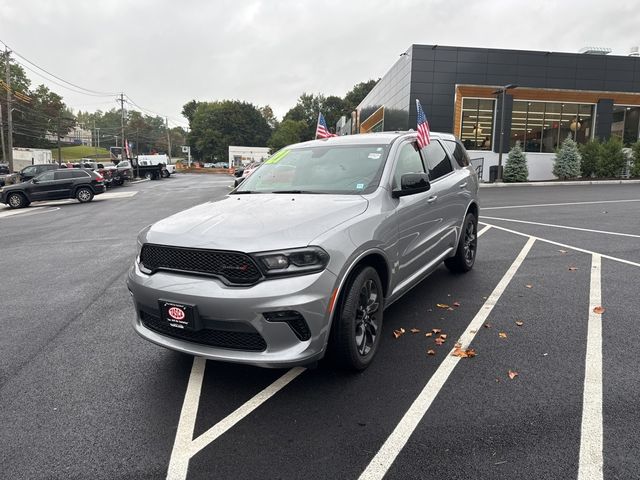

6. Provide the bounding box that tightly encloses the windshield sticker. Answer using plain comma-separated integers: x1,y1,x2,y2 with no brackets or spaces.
265,149,290,164
368,153,381,159
356,183,365,189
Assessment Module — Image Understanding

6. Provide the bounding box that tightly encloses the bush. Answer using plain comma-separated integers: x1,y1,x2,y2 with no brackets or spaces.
631,141,640,178
553,137,581,179
597,137,626,178
503,141,528,182
579,139,601,178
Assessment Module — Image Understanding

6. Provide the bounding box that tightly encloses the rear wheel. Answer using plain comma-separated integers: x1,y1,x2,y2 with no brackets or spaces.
7,192,27,209
329,266,383,371
445,212,477,273
144,171,153,180
76,187,94,203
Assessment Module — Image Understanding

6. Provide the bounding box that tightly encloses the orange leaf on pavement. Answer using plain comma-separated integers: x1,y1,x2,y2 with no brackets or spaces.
393,328,406,339
425,332,433,337
593,306,605,314
427,349,436,356
525,284,533,289
410,328,420,333
439,334,448,340
452,301,461,307
432,328,442,334
515,321,524,327
508,370,519,380
434,337,446,346
436,303,450,309
499,332,507,339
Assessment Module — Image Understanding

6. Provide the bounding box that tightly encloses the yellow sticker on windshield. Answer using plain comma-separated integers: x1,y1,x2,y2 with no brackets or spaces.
265,149,289,164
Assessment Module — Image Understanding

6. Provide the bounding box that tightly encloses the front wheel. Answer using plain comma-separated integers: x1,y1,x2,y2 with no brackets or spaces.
445,212,478,273
7,192,27,209
329,266,383,371
76,187,94,203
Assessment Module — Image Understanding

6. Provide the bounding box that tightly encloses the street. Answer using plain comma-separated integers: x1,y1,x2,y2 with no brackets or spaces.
1,175,639,479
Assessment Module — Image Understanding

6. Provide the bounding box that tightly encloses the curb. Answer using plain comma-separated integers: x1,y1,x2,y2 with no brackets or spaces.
130,178,151,184
479,179,640,188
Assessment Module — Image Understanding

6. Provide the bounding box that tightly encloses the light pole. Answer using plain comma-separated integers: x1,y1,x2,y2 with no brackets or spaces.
492,84,518,182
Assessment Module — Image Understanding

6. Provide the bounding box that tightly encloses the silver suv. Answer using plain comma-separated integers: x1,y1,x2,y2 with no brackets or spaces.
127,132,479,370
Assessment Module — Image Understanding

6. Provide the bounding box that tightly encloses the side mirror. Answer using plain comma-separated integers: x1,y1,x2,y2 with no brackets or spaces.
392,173,431,198
32,178,39,184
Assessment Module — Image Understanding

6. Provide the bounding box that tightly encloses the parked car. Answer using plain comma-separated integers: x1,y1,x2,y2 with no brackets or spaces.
213,162,228,168
0,163,10,187
127,131,479,370
0,168,105,209
233,162,262,187
17,163,60,183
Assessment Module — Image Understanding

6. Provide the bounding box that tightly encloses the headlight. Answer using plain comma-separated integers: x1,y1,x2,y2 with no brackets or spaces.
252,246,329,277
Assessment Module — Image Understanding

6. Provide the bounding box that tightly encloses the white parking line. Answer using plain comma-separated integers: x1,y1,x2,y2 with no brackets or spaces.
358,237,536,480
481,215,640,239
482,198,640,211
0,206,45,218
166,358,305,480
578,254,603,480
477,224,491,237
480,222,640,269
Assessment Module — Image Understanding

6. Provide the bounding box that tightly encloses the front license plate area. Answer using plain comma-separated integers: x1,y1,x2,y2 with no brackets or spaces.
159,300,200,331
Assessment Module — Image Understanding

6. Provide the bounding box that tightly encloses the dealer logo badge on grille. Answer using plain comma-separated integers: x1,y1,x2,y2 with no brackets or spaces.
168,307,186,321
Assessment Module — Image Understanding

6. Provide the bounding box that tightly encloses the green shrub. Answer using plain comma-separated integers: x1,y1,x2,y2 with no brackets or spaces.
579,139,601,178
553,137,581,179
631,141,640,178
597,137,626,178
503,142,528,182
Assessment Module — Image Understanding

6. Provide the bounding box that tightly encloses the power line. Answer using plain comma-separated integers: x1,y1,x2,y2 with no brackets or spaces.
0,39,118,96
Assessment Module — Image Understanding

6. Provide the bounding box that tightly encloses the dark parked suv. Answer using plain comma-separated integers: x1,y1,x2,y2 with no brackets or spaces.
0,168,105,209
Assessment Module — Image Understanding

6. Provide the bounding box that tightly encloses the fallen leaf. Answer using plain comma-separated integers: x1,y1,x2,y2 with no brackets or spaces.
410,328,420,334
484,323,491,329
470,329,476,334
452,301,461,307
525,284,533,289
436,303,450,309
508,370,519,380
432,328,442,334
434,337,446,346
454,342,462,349
499,332,507,339
427,349,436,356
447,307,455,311
393,328,406,339
515,321,524,327
439,334,448,340
425,332,433,337
466,348,477,357
452,347,477,358
558,249,567,254
593,306,605,314
568,266,578,271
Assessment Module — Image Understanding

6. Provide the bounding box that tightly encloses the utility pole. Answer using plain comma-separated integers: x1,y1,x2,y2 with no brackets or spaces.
0,100,6,163
5,47,14,172
165,117,171,160
57,114,62,165
94,119,98,159
119,93,126,160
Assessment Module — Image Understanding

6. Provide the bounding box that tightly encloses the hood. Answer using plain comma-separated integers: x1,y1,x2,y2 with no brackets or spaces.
144,194,369,252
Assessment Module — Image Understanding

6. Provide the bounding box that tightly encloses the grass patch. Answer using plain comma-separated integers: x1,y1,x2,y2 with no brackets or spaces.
50,145,111,161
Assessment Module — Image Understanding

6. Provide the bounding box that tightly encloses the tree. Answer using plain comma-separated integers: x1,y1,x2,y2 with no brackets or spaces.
553,137,581,179
283,93,325,141
268,119,307,152
190,100,271,161
597,137,626,178
579,139,601,178
181,100,200,123
503,141,528,182
259,105,278,130
343,79,378,113
631,141,640,178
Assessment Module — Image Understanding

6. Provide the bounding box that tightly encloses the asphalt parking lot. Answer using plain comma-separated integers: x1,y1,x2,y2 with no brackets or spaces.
1,176,638,480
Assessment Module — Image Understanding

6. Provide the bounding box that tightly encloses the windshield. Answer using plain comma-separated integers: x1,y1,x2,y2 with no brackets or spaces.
235,144,389,194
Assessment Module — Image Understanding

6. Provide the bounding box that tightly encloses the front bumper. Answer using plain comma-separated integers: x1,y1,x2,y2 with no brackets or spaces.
127,262,338,368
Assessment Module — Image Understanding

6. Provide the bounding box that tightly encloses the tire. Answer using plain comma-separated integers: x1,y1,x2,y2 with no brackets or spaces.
7,192,27,209
329,266,383,371
445,212,478,273
113,176,123,186
76,187,94,203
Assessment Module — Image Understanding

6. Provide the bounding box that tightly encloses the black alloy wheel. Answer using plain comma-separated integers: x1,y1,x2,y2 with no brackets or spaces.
329,266,384,370
76,187,94,203
445,212,477,273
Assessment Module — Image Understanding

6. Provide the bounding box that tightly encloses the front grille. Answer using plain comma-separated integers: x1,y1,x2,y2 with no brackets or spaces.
140,311,267,351
263,311,311,341
140,244,262,285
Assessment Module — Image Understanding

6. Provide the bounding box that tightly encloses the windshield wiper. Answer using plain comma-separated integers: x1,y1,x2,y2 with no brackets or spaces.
231,190,259,194
270,190,320,194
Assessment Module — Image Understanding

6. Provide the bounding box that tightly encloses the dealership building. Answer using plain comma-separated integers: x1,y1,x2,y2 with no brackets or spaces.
354,45,640,180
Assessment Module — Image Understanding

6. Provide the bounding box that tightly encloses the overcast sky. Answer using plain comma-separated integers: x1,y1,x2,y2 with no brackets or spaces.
1,0,639,128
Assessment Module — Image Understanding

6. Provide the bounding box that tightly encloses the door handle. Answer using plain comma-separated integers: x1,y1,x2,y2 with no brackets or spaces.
427,195,438,203
459,182,468,188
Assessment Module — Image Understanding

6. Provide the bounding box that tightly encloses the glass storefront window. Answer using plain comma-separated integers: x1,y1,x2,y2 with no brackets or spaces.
510,101,594,152
461,98,495,150
611,106,640,146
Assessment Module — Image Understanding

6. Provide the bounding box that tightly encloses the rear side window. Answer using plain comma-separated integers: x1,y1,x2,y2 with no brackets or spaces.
71,170,90,178
54,170,74,180
445,140,471,167
422,141,453,181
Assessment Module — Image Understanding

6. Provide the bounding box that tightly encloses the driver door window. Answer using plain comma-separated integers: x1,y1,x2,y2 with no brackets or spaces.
37,171,55,182
392,142,425,189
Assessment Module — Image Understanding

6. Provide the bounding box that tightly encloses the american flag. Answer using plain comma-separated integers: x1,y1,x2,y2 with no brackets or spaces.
415,99,431,148
315,112,336,139
124,140,132,159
